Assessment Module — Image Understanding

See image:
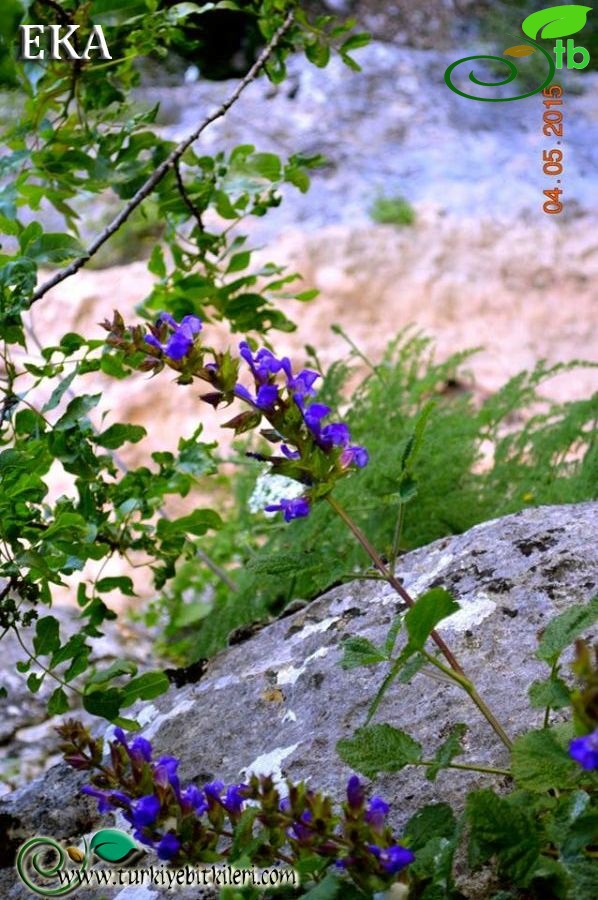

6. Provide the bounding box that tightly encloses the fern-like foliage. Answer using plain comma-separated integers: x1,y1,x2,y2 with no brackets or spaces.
150,331,597,661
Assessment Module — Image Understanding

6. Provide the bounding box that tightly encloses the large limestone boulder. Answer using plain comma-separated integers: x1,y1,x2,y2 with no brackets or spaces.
1,502,596,898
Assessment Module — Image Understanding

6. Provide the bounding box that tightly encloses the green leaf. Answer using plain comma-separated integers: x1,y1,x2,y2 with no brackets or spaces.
426,723,467,782
94,423,146,449
148,244,167,277
42,370,77,413
33,615,61,656
22,232,84,264
528,676,571,710
83,687,124,720
226,251,251,274
87,660,138,686
48,687,69,715
511,728,581,791
95,576,136,596
522,5,592,40
300,871,343,900
405,588,460,651
337,723,422,778
27,672,44,693
54,394,101,431
305,41,331,68
90,829,138,863
340,33,371,53
383,613,403,657
405,802,457,850
158,508,223,538
536,597,598,665
466,789,541,884
120,671,170,707
340,636,387,669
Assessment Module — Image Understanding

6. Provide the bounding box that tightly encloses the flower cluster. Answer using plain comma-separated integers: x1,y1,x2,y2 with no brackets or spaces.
569,728,598,771
102,313,370,524
234,341,368,521
58,721,414,891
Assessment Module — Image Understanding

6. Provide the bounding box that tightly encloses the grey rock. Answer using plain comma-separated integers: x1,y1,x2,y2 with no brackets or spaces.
1,503,596,898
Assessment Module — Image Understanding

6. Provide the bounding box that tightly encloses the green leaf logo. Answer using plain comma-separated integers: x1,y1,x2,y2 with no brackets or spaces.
90,829,138,863
521,5,592,40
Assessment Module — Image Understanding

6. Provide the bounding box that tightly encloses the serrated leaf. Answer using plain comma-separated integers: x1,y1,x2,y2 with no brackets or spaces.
340,636,388,669
426,723,467,781
383,613,403,657
405,802,457,851
466,789,541,883
405,588,460,651
528,676,571,709
511,728,581,791
90,829,138,863
504,45,536,57
536,597,598,665
522,5,592,40
337,723,422,778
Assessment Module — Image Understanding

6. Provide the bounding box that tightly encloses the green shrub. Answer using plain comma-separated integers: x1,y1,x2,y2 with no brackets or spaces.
369,195,416,227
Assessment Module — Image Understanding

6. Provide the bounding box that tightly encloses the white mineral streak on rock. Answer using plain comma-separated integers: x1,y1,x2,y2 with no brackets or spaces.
240,743,300,793
114,888,159,900
439,591,497,633
276,646,330,685
282,709,298,723
289,616,339,642
142,698,196,740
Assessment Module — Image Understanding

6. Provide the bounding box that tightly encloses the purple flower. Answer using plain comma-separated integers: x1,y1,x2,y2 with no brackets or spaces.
204,780,225,802
569,729,598,770
239,342,291,384
289,810,313,842
367,843,416,874
234,383,279,411
265,497,310,522
156,833,180,861
180,784,207,814
340,445,369,468
281,444,301,460
81,786,130,814
145,313,202,361
320,422,350,449
303,403,331,436
221,784,246,815
287,368,320,399
153,756,180,795
365,797,390,830
346,775,365,810
129,736,153,764
129,794,161,828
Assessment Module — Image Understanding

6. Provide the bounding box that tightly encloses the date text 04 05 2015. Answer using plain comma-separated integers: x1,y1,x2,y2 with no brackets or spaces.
542,84,564,216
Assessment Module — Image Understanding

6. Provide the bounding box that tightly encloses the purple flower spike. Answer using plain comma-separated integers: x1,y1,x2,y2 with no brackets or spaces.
156,833,180,861
320,423,350,448
340,445,369,468
367,843,416,874
365,796,390,830
569,729,598,770
204,780,225,800
265,497,310,522
288,368,320,399
130,736,153,763
181,784,207,814
222,784,246,815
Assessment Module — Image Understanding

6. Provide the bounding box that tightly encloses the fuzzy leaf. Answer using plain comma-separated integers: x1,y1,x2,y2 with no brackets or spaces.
337,724,422,778
536,597,598,665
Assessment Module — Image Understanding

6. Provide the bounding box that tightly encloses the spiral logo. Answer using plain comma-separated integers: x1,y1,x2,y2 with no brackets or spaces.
15,836,89,897
444,38,556,102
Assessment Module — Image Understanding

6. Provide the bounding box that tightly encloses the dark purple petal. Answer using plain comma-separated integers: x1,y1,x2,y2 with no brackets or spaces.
320,423,350,448
304,404,331,432
569,729,598,770
157,312,177,328
131,794,161,828
367,843,415,875
256,384,279,410
113,727,127,746
346,775,364,810
365,796,390,829
234,384,255,405
164,331,193,361
204,779,225,800
180,314,202,335
222,784,246,815
156,834,180,861
130,736,153,763
281,444,301,460
181,784,207,814
288,368,319,398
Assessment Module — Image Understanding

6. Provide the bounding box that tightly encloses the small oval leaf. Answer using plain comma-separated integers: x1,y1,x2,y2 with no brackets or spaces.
521,5,592,41
504,44,537,57
90,829,138,863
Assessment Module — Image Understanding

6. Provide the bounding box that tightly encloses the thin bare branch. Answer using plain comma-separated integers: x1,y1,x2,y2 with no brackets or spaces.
29,11,295,306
